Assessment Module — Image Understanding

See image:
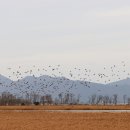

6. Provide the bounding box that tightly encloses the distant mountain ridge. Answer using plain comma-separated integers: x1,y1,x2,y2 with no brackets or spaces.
0,74,130,103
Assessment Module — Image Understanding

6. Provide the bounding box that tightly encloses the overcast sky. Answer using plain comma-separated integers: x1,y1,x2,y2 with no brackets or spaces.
0,0,130,81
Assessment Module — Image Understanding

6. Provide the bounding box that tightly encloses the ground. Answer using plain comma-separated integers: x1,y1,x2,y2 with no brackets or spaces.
0,111,130,130
0,105,130,110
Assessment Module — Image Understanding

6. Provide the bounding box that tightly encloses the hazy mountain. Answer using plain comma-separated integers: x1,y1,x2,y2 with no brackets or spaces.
0,74,130,103
104,78,130,102
0,74,12,93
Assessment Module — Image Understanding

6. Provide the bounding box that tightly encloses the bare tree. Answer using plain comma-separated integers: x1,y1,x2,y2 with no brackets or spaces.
46,94,53,104
40,96,45,105
113,94,118,105
127,98,130,105
64,93,70,104
58,93,63,104
96,95,103,105
123,95,127,105
89,94,96,105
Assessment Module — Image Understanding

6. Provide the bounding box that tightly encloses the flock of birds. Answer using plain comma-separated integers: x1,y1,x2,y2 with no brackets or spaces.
0,61,129,97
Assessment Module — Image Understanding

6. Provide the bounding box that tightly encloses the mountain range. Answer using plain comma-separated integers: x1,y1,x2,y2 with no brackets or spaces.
0,74,130,103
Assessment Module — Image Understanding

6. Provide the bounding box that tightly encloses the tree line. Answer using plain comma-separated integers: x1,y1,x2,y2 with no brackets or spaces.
0,92,130,106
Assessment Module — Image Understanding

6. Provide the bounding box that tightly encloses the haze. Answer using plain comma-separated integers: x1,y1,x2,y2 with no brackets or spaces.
0,0,130,81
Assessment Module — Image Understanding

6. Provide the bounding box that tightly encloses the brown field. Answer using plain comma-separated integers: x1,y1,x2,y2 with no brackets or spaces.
0,105,130,110
0,111,130,130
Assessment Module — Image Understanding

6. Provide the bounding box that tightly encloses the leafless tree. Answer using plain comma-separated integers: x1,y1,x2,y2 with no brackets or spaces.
96,95,103,105
127,98,130,105
89,94,96,105
113,94,118,105
58,93,63,104
123,95,127,105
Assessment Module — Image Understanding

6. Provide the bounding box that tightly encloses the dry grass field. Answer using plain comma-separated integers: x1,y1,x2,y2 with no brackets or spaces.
0,111,129,130
0,105,129,110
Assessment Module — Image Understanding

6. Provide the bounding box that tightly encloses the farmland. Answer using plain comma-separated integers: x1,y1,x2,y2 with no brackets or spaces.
0,105,129,130
0,105,130,110
0,111,129,130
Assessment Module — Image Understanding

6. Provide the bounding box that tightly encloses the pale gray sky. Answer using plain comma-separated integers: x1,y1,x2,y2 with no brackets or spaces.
0,0,130,81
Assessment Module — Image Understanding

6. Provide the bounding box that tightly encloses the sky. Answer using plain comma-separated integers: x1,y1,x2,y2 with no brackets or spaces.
0,0,130,81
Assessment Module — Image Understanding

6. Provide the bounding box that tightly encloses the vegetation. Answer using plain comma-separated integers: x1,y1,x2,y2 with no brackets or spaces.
0,91,130,106
0,111,130,130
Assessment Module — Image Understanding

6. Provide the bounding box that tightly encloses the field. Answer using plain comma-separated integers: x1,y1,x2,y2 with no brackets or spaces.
0,105,130,110
0,105,129,130
0,111,129,130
